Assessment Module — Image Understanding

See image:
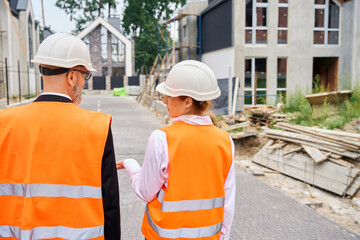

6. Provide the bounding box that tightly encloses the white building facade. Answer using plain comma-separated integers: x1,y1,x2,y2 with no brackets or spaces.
199,0,359,109
0,0,40,101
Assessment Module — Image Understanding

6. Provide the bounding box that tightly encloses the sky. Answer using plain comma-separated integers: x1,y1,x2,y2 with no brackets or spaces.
31,0,125,34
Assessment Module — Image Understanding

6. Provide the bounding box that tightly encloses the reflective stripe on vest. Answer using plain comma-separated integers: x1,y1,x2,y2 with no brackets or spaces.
0,183,102,199
157,189,224,212
145,205,222,239
0,225,104,239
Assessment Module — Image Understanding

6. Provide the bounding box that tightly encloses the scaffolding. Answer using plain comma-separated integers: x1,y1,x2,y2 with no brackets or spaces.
138,12,201,106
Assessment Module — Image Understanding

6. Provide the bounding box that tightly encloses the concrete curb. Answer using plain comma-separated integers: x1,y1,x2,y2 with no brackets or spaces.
0,99,6,109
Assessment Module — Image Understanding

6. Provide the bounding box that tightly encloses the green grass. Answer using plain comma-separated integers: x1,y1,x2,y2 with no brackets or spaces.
282,86,360,130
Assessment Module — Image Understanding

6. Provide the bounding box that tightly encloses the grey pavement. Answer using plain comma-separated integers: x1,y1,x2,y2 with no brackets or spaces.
81,94,360,240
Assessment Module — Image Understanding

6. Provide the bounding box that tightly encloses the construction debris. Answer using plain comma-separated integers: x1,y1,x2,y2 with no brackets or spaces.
245,106,287,127
252,123,360,197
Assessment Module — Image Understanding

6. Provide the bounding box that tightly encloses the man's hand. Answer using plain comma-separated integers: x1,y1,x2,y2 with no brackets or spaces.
116,160,125,170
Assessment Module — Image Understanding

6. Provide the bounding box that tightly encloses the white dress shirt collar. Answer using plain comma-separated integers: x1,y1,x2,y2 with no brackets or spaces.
40,92,72,100
173,115,213,125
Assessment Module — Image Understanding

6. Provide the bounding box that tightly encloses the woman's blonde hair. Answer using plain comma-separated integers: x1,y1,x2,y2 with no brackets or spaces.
179,96,218,126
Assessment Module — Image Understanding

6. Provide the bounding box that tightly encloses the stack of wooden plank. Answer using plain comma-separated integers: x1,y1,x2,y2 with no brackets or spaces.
252,122,360,197
246,106,286,126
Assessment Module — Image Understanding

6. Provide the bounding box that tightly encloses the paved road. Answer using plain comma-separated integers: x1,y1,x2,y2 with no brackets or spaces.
81,94,360,240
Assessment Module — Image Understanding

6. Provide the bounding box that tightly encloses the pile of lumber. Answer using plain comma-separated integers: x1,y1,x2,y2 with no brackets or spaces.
217,114,247,128
245,106,287,126
253,122,360,197
217,115,255,139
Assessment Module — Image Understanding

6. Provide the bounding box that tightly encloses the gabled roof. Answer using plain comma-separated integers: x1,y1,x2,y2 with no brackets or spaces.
77,17,131,46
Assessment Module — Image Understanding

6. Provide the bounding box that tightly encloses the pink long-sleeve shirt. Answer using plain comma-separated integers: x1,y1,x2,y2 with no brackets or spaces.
123,115,236,240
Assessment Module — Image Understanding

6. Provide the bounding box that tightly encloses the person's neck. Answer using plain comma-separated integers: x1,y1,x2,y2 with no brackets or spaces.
43,84,71,98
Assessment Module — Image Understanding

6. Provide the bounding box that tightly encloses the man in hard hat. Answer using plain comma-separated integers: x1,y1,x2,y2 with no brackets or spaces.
0,33,120,239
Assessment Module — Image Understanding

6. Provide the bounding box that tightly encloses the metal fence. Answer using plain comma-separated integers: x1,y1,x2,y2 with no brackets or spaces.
111,76,124,89
1,57,40,106
93,76,106,90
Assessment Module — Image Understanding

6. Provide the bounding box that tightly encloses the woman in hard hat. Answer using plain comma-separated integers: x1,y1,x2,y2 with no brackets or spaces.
117,60,235,240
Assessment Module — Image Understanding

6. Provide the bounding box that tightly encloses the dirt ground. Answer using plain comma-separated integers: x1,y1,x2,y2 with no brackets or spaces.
343,118,360,133
233,136,360,235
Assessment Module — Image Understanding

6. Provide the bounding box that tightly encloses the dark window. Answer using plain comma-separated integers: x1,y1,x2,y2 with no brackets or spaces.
245,0,268,45
101,26,108,63
314,0,340,45
201,0,232,53
278,2,288,44
102,67,108,76
277,58,287,89
246,0,253,27
112,67,125,77
28,16,33,68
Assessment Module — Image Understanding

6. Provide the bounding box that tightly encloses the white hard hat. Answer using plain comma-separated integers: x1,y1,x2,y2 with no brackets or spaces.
32,33,96,72
156,60,220,101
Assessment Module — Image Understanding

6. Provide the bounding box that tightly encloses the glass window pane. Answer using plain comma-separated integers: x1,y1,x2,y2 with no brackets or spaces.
102,67,108,76
278,30,287,44
314,31,325,44
279,0,288,3
111,46,118,62
328,31,339,44
257,0,267,2
277,58,287,88
315,0,325,4
255,58,266,88
256,30,267,44
101,27,108,63
245,91,253,105
256,91,267,105
112,67,125,77
256,8,267,27
119,43,125,62
246,0,253,27
245,59,252,88
329,1,340,29
278,7,288,28
257,76,266,88
245,30,253,44
315,9,325,28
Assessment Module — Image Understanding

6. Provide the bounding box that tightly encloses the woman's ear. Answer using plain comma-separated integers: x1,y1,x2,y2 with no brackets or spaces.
185,97,193,108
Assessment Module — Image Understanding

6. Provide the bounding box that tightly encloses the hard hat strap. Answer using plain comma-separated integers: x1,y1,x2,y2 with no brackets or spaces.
39,66,69,76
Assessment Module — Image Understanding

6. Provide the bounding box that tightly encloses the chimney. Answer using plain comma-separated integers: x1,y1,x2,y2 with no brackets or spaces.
108,14,121,32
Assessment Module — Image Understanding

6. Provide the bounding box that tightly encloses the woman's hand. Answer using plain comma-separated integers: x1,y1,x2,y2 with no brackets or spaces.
116,160,125,170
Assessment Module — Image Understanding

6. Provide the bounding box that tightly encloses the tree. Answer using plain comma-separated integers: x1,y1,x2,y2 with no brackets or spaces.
122,0,186,72
55,0,117,33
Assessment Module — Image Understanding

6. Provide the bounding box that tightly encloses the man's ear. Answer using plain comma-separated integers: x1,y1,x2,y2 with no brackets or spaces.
66,71,76,87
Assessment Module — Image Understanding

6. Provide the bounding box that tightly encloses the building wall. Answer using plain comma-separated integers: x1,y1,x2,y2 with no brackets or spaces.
178,1,208,61
351,0,360,87
0,0,40,99
232,0,353,109
339,1,354,89
202,47,234,79
86,25,127,77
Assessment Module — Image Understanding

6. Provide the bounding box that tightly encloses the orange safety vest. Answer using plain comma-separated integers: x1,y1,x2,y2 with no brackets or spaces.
0,101,111,240
141,121,233,240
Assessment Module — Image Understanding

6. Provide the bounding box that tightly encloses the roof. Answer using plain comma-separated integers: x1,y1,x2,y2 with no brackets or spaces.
77,17,131,47
16,0,28,11
7,0,29,17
